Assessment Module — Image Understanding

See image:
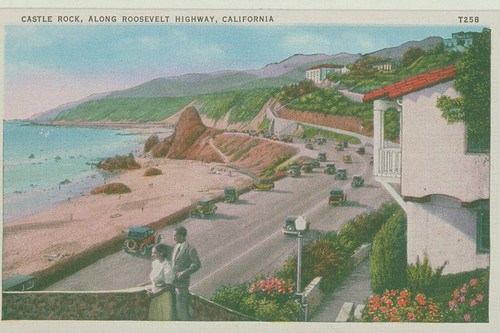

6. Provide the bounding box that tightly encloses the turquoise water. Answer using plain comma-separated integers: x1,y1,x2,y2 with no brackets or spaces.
3,121,147,222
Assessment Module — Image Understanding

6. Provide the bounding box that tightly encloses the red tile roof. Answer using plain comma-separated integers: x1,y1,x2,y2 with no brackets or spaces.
362,65,456,102
307,64,344,70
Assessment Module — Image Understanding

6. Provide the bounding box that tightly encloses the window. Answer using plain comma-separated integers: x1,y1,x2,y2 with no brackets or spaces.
477,209,490,253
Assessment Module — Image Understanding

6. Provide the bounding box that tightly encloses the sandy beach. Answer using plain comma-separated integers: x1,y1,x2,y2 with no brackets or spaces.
2,157,253,279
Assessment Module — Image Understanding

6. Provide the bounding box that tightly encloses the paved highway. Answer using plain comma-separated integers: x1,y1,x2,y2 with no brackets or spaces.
47,142,390,298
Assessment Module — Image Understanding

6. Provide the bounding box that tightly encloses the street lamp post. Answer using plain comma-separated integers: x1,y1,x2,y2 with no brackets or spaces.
294,215,308,321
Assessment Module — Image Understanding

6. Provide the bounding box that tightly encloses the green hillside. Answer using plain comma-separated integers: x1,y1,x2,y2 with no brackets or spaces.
282,88,373,126
198,87,278,123
327,48,460,93
55,96,195,122
55,87,278,124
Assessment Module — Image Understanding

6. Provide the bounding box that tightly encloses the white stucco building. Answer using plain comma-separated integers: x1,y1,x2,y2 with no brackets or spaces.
305,64,349,83
363,65,489,274
443,31,479,53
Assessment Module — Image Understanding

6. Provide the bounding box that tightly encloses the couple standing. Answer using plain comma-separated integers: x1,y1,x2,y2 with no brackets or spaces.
150,226,201,321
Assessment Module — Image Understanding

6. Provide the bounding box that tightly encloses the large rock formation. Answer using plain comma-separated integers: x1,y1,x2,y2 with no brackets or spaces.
97,154,141,171
150,107,224,163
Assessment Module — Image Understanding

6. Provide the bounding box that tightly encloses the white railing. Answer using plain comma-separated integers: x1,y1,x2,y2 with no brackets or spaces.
376,148,401,179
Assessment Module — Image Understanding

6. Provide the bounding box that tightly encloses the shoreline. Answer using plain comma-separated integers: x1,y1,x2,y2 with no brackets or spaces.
2,157,254,280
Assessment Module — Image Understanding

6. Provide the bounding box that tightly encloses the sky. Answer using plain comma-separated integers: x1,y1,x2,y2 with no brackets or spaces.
3,24,486,120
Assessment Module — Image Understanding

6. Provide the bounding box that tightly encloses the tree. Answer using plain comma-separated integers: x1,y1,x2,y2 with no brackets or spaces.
437,29,490,151
370,210,407,294
403,47,425,66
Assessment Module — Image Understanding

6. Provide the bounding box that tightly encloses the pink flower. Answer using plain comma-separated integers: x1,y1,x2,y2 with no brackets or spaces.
464,313,471,322
449,300,457,310
459,296,466,303
460,284,468,294
476,294,484,302
469,279,478,287
470,300,477,307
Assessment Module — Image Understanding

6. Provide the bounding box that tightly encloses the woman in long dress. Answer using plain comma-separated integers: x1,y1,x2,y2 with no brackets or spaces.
150,243,174,293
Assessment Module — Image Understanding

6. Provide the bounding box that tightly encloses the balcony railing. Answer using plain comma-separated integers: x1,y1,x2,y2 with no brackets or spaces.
375,147,401,182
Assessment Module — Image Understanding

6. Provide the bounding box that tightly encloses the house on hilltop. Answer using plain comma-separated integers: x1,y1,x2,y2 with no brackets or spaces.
443,31,480,53
305,64,349,83
363,65,489,274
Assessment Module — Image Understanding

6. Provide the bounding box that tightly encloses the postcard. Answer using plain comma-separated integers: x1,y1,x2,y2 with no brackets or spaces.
0,4,499,333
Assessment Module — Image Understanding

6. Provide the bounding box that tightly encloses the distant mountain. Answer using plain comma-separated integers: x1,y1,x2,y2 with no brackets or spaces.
246,53,359,78
364,36,443,59
106,71,259,99
29,91,112,123
30,36,443,123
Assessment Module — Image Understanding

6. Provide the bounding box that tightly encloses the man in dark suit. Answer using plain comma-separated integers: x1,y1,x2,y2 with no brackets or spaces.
172,226,201,321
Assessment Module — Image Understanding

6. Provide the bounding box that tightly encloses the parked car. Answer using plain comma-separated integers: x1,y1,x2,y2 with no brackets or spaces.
310,160,321,168
301,163,313,173
190,199,218,218
356,146,365,155
328,188,346,205
2,274,36,291
317,152,327,162
335,143,344,151
370,156,374,165
270,135,278,141
343,155,352,164
281,136,293,143
324,163,336,175
282,216,310,236
123,225,161,256
351,175,365,187
287,165,301,177
251,179,275,191
224,187,239,203
335,168,347,180
314,137,326,145
343,140,349,148
305,143,314,150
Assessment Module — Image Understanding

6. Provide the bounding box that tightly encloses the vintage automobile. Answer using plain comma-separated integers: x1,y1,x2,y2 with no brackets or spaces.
335,168,347,180
328,188,346,205
343,155,352,164
356,146,365,155
335,143,344,151
351,175,365,187
317,151,327,162
251,179,275,191
287,165,301,177
2,274,36,291
224,187,239,203
324,163,336,175
300,163,313,173
314,137,326,145
123,225,161,256
190,199,218,218
282,216,310,236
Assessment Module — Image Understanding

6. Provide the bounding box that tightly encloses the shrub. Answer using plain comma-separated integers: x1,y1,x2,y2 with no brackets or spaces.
211,278,299,321
338,201,400,250
91,183,131,195
446,276,488,322
370,210,407,294
406,256,446,296
362,289,443,322
211,284,249,313
144,168,162,176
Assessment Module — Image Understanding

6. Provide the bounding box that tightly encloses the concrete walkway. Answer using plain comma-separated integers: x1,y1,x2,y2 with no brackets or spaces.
309,259,372,322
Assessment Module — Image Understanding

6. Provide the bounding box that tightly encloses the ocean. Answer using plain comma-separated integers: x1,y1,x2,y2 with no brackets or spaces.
2,121,148,223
